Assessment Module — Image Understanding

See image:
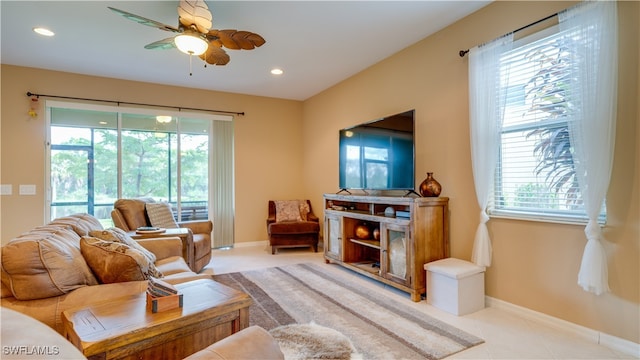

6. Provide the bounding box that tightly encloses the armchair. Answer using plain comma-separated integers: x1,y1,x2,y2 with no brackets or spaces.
111,198,212,272
266,200,320,254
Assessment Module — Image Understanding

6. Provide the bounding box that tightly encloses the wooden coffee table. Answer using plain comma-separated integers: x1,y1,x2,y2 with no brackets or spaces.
62,279,251,360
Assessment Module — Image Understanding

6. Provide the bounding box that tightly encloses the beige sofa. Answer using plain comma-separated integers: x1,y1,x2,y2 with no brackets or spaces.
1,307,88,359
0,213,211,334
0,213,284,359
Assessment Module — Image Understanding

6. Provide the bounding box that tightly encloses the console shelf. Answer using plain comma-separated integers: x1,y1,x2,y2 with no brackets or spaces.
350,261,381,275
349,239,381,249
323,194,449,302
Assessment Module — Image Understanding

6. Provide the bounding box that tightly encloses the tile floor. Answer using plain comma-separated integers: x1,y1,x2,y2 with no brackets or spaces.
202,245,638,360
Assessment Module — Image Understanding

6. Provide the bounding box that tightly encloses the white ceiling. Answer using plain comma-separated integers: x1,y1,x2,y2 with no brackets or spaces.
1,1,490,101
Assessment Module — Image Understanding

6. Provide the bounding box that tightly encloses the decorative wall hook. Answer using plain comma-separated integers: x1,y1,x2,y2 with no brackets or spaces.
28,95,39,118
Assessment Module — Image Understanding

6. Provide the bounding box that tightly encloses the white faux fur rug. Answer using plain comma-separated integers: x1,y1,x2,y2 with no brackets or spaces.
270,322,361,360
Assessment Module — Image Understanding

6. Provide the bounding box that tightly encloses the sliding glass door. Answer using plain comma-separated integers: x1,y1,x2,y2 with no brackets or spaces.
47,102,231,237
49,108,118,223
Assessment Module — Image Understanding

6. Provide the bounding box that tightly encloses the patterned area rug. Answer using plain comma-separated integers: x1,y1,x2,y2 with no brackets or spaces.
213,263,484,360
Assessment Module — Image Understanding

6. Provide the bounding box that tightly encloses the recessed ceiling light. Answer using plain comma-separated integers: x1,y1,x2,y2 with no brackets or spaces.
270,68,284,75
33,27,55,37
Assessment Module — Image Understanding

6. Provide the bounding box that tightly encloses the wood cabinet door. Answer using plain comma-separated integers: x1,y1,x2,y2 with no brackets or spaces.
324,213,342,261
380,222,411,287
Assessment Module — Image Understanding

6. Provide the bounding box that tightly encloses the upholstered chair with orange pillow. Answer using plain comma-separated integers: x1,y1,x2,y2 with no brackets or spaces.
266,200,320,255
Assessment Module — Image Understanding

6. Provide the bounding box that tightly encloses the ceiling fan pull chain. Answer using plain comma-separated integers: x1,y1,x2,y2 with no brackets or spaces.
189,53,193,76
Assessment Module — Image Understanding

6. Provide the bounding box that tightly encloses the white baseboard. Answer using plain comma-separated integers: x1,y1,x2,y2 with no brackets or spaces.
232,240,268,248
486,296,640,357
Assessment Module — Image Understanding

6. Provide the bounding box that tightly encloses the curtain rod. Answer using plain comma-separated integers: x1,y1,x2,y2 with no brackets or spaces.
458,12,558,57
25,91,245,116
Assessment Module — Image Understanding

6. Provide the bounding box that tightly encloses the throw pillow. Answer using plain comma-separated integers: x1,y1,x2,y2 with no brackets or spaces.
299,201,310,221
89,228,157,264
80,237,163,284
275,200,302,222
1,227,98,300
145,202,179,229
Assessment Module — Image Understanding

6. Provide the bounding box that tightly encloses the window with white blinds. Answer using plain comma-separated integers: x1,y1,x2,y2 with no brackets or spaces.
490,27,606,224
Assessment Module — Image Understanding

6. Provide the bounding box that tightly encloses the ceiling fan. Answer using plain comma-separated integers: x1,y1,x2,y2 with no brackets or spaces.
108,0,265,69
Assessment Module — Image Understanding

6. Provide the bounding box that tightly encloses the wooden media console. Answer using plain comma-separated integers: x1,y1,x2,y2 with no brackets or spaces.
323,194,449,302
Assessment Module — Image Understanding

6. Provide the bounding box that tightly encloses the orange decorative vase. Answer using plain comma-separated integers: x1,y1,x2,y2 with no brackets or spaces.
354,222,371,239
419,172,442,197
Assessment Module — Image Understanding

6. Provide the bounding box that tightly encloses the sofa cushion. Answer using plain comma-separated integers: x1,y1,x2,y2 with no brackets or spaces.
80,237,163,283
269,221,320,234
155,256,194,276
1,226,99,300
48,213,104,236
184,326,285,360
89,227,157,263
2,307,88,359
146,202,179,229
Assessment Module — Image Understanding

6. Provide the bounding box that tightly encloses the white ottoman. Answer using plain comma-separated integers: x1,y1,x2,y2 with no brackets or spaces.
424,258,485,315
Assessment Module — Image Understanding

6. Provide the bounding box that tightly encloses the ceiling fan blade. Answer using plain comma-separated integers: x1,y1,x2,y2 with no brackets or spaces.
178,0,212,34
231,31,266,50
108,7,180,33
199,45,230,66
207,38,223,48
208,30,239,50
208,29,266,50
144,37,177,50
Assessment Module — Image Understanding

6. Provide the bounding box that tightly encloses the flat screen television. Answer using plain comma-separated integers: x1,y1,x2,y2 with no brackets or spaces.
339,110,415,192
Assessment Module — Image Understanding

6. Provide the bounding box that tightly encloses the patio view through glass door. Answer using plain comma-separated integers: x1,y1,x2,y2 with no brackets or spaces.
49,145,93,219
48,105,212,228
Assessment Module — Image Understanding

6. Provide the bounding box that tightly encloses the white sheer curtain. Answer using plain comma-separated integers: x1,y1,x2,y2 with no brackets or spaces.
560,1,618,295
468,34,513,267
211,120,235,248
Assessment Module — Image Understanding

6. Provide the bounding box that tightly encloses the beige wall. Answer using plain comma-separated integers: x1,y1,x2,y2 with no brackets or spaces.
1,0,638,346
303,1,639,344
0,65,304,244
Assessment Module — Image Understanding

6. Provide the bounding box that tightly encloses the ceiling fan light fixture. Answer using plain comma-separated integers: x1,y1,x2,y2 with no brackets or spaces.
174,32,208,56
156,115,172,123
108,4,265,67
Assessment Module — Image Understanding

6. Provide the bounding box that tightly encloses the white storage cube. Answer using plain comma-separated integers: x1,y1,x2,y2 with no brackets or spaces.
424,258,485,315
